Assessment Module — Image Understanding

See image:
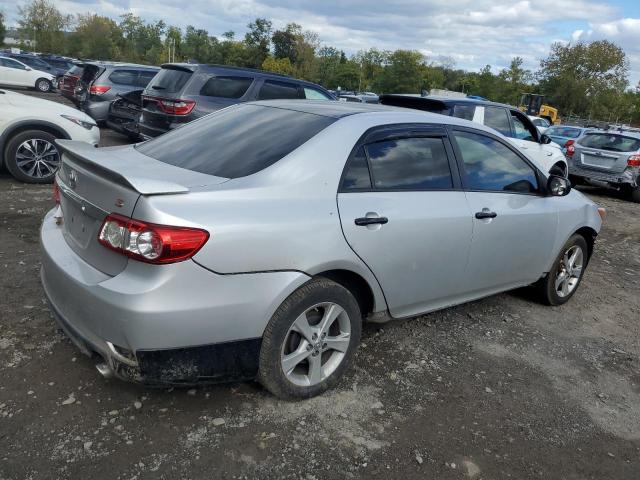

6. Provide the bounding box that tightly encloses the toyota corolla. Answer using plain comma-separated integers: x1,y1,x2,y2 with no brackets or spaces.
40,101,604,399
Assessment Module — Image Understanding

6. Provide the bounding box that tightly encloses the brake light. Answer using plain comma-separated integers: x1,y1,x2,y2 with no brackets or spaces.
565,139,575,158
89,85,111,95
53,178,60,205
98,214,209,264
628,155,640,167
144,95,196,115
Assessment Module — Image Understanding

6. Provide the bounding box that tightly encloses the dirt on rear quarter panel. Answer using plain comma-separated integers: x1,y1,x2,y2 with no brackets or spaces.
1,90,640,480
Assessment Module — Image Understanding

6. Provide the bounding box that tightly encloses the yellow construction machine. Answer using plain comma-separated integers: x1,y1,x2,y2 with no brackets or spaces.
519,93,560,125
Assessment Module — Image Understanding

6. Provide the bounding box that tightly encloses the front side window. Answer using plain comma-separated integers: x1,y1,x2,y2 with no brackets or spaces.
365,137,453,190
200,76,253,98
484,106,511,136
257,80,302,100
2,58,26,70
511,113,536,141
453,131,538,193
304,87,332,100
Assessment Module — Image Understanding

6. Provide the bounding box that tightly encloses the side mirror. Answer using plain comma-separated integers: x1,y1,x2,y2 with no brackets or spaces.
548,175,571,197
25,67,32,71
540,133,552,144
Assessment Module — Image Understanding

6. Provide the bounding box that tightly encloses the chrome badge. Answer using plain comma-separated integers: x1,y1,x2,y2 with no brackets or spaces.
69,169,78,189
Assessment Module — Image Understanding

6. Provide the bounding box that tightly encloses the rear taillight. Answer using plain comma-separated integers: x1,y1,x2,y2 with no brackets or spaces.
565,139,575,158
143,95,196,115
53,178,60,205
628,155,640,167
89,85,111,95
98,213,209,264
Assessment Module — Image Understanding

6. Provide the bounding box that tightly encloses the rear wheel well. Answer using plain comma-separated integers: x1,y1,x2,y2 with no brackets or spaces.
314,270,375,317
574,226,597,262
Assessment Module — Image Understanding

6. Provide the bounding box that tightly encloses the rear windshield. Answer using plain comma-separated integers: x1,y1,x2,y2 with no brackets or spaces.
146,68,192,94
67,65,83,76
579,133,640,152
136,104,335,178
547,126,583,138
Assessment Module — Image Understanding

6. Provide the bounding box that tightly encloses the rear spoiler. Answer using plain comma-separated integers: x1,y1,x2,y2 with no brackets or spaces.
55,140,189,195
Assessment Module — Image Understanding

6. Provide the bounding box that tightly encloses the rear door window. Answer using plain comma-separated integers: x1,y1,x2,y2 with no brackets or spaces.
109,70,140,86
341,147,372,190
200,76,253,98
146,68,192,93
136,104,335,178
484,106,512,136
578,133,640,152
257,80,302,100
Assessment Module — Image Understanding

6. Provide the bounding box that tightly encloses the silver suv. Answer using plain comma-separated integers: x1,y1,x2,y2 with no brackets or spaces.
568,130,640,202
41,101,603,398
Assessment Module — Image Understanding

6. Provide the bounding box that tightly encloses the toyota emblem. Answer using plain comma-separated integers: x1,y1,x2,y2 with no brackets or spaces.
69,170,78,189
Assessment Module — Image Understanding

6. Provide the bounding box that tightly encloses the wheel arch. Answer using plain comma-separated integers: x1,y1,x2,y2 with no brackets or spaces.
574,226,598,263
0,120,70,168
313,269,377,317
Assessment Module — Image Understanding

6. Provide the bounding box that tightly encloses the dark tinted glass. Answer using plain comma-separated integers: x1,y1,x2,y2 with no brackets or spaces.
146,68,192,93
137,71,158,87
366,137,453,190
341,147,372,190
579,133,640,152
1,58,25,69
257,80,302,100
67,65,84,76
109,70,139,85
137,104,335,178
200,76,253,98
452,104,475,121
484,106,511,136
546,126,582,138
453,131,538,193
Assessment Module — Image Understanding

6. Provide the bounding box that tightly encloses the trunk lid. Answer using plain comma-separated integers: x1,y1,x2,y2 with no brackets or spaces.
55,140,228,276
575,132,640,174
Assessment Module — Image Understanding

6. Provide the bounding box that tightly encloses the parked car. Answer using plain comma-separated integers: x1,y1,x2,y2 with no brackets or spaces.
337,93,379,104
0,56,56,92
568,130,640,202
0,88,99,183
528,115,551,134
58,64,84,104
41,101,603,398
6,53,57,78
379,95,568,177
106,89,143,140
74,62,159,123
138,64,335,138
545,125,594,155
38,55,76,79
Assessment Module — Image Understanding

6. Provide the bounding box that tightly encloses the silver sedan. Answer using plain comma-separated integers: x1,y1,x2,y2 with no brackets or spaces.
40,101,604,398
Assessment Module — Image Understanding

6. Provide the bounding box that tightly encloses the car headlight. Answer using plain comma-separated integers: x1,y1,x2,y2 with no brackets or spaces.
60,114,97,130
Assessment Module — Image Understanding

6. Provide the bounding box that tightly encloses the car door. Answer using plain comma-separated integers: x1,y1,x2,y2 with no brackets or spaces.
450,127,558,295
509,110,563,175
337,125,473,318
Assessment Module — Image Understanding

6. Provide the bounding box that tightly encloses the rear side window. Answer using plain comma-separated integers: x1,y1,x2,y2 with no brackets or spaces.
579,133,640,152
109,70,139,86
341,147,372,190
136,104,335,178
257,80,302,100
146,68,192,93
200,76,253,98
136,71,158,88
452,104,475,121
365,137,453,190
453,131,538,193
484,107,511,136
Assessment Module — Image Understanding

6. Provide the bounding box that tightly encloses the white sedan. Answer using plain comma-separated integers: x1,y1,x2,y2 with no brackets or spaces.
0,56,56,93
0,88,100,183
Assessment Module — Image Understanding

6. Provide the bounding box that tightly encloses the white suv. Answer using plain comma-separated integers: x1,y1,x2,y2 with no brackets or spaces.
0,89,100,183
0,56,56,93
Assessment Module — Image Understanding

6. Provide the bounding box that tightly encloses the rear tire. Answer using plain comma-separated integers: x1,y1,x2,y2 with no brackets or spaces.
258,278,362,399
537,234,588,306
35,78,52,93
4,130,61,183
625,185,640,203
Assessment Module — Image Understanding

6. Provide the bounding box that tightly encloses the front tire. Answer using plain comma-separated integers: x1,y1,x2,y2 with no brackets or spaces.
35,78,52,93
537,234,588,306
258,278,362,399
4,130,61,183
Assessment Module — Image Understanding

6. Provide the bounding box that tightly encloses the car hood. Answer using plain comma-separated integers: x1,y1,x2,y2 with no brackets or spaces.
2,89,95,122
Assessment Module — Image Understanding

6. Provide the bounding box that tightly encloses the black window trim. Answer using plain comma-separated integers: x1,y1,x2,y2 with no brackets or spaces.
446,125,548,197
338,123,463,193
509,108,541,143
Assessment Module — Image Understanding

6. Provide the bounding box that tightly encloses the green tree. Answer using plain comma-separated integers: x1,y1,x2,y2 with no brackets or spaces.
262,56,294,75
373,50,426,94
67,14,122,60
182,25,212,62
243,18,272,68
0,11,6,46
272,27,297,63
496,57,532,104
17,0,71,53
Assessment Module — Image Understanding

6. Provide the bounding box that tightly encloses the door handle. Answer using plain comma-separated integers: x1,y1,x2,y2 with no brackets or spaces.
475,210,497,219
355,216,388,226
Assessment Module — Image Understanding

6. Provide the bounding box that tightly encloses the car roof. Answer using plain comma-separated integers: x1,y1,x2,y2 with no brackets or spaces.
245,99,429,118
380,94,516,111
81,61,159,70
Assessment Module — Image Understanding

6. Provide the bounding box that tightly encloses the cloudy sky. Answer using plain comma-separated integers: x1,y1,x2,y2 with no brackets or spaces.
2,0,639,85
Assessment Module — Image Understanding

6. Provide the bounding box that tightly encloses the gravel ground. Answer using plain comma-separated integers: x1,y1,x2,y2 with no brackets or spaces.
1,89,640,479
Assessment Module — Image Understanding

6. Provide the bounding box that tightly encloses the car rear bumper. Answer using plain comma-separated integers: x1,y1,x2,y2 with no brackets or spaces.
80,101,111,122
569,164,639,187
40,208,310,383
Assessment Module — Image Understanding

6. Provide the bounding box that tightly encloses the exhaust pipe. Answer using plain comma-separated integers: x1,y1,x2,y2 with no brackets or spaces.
95,361,114,379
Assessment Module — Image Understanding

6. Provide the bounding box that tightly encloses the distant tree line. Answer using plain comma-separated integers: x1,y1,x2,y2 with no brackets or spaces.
6,0,640,124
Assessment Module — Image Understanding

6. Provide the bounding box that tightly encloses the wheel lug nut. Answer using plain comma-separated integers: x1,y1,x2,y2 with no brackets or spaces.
312,333,317,340
307,344,312,351
321,333,326,338
323,343,327,349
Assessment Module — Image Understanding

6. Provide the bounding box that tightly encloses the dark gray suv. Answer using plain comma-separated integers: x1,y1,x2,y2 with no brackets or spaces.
138,64,335,138
74,62,159,123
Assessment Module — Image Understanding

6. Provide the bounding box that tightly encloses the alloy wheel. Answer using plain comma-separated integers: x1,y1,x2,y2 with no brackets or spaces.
555,245,584,298
15,139,60,180
280,302,351,387
37,79,51,92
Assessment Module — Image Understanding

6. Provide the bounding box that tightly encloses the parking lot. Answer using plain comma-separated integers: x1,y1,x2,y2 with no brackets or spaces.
1,90,640,480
